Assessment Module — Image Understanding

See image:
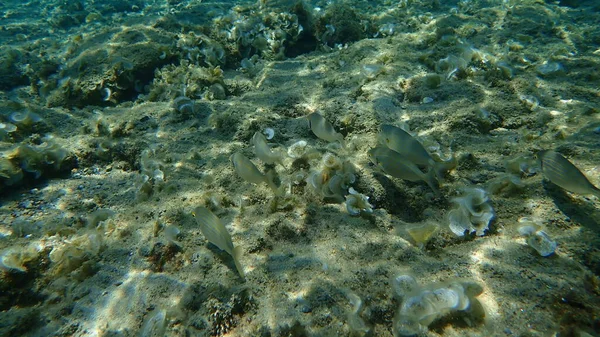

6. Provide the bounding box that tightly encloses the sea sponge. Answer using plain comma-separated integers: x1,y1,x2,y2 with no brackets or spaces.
447,187,494,236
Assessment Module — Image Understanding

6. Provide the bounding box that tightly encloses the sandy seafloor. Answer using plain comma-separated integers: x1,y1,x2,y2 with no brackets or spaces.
1,0,600,336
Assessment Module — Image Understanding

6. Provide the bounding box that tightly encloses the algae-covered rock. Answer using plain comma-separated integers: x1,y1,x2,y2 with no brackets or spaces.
316,3,366,46
46,26,175,108
0,47,29,90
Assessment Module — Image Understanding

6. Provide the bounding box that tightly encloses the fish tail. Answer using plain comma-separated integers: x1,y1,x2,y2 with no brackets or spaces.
265,170,282,196
232,246,245,280
337,134,346,148
433,156,458,182
425,168,440,196
275,149,286,168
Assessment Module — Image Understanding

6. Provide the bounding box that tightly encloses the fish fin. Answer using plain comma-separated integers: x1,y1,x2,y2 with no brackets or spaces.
433,156,457,182
337,134,346,148
274,148,286,168
265,169,282,196
425,168,440,196
232,246,245,280
593,187,600,199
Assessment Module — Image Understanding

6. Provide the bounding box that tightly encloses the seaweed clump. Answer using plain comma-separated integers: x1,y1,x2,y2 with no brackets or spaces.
345,187,373,216
1,139,73,188
392,274,484,336
49,230,103,274
0,243,42,272
447,187,494,236
306,153,356,203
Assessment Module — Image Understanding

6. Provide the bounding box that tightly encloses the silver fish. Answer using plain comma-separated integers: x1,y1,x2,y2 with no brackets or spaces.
378,124,456,180
193,206,244,279
231,152,278,192
379,124,434,167
368,146,439,194
538,150,600,197
252,132,284,166
307,112,345,146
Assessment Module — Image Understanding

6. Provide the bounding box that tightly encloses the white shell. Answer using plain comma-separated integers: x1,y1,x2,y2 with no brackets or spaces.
263,127,275,140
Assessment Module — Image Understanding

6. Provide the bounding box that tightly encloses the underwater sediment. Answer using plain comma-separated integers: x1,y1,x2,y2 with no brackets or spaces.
1,0,600,336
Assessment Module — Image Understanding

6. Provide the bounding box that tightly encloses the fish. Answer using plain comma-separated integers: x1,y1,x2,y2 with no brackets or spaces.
193,206,245,279
368,146,439,194
252,131,284,166
538,150,600,197
307,112,345,146
231,152,278,193
378,124,456,180
379,124,435,167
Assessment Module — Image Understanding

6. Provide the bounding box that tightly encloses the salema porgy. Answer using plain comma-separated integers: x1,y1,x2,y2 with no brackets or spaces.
379,124,434,167
368,146,439,194
378,124,457,180
307,112,345,146
252,131,284,166
231,152,278,193
538,150,600,198
193,206,244,278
